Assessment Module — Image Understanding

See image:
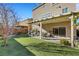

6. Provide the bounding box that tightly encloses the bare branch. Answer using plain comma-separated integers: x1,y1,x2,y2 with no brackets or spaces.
0,4,18,47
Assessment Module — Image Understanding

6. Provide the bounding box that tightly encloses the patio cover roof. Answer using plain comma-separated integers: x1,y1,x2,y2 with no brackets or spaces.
31,11,79,24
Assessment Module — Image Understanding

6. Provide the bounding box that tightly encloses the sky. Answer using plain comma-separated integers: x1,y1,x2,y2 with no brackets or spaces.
5,3,79,21
7,3,37,21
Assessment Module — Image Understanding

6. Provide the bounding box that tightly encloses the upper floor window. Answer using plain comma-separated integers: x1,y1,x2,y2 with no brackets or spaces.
62,7,69,13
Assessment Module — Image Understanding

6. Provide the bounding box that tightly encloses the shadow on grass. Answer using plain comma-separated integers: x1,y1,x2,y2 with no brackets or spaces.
24,42,79,55
0,38,35,56
14,34,30,38
12,38,35,56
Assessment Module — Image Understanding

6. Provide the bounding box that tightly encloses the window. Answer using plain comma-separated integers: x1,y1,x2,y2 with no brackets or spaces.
59,27,66,36
53,28,58,35
42,12,52,19
53,27,66,36
47,13,52,18
62,7,69,13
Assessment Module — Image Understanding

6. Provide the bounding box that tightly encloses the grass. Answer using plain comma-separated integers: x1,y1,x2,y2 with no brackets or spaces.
0,38,34,56
15,37,79,56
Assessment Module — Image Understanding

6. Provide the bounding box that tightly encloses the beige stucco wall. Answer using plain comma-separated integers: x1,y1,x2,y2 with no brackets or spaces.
51,3,76,16
33,3,76,21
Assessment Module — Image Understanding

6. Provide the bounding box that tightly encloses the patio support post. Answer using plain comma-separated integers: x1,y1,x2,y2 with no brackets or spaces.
71,14,74,48
39,22,42,39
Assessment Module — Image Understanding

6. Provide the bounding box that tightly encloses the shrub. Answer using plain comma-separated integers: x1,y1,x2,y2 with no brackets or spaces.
74,40,78,47
60,39,71,46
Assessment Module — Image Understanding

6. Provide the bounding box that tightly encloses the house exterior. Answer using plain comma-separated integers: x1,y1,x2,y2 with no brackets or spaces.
32,3,79,44
14,18,32,34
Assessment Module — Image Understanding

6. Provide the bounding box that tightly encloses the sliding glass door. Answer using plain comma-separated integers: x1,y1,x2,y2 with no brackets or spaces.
53,27,66,36
59,27,66,36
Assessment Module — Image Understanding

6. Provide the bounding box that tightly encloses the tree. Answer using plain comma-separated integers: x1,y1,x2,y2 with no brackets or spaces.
0,4,17,47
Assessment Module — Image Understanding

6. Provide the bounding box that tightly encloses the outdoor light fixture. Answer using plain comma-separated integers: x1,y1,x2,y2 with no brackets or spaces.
59,6,61,8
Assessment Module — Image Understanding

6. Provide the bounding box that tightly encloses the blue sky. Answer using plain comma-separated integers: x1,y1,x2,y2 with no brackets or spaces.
7,3,37,21
6,3,79,21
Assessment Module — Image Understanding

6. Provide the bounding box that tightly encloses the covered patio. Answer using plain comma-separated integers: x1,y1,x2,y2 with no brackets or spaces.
32,11,79,47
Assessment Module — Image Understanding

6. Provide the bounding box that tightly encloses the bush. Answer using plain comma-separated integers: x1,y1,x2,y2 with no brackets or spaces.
60,39,71,46
74,40,78,47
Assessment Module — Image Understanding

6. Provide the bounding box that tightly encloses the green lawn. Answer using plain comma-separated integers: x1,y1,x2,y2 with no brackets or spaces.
0,38,34,56
15,37,79,56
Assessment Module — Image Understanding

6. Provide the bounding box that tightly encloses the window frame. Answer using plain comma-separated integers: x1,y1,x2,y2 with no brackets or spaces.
53,27,66,37
59,27,66,36
62,7,69,13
